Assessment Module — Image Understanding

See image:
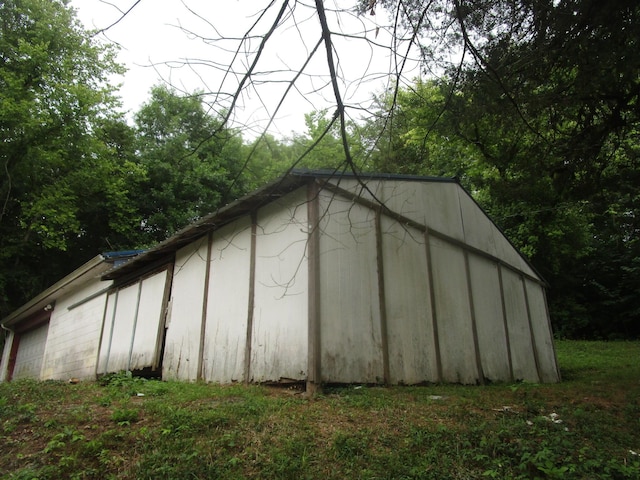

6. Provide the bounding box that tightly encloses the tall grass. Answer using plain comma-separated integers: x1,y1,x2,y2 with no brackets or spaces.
0,340,638,479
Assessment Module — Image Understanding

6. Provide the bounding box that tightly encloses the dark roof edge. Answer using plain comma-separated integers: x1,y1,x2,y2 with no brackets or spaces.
101,170,459,281
290,168,458,183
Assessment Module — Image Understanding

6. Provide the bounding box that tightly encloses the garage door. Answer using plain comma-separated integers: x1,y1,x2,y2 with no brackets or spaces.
12,322,50,380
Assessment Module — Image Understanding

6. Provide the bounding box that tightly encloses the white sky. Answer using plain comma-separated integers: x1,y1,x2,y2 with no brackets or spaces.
71,0,423,139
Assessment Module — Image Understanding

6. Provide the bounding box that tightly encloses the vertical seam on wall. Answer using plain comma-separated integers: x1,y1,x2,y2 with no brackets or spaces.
197,233,213,381
306,181,322,391
375,208,390,385
103,289,119,374
497,265,514,382
424,228,443,382
522,276,542,383
94,290,111,378
244,211,258,384
155,263,174,372
127,280,143,371
464,251,485,384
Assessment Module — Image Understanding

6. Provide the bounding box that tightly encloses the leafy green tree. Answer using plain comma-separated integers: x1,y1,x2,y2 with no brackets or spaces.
242,133,297,190
365,80,482,182
133,86,246,242
365,0,640,337
288,110,367,172
0,0,140,317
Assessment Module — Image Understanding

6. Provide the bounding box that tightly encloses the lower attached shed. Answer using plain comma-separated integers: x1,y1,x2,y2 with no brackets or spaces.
1,171,560,387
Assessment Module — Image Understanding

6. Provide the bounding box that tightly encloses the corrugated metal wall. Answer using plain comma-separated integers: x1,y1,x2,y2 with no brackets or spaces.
315,179,559,384
97,269,169,375
41,278,110,380
164,189,310,383
202,217,252,383
318,192,384,384
1,177,558,386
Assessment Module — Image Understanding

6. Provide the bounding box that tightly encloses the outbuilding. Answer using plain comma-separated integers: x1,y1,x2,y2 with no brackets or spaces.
0,170,560,388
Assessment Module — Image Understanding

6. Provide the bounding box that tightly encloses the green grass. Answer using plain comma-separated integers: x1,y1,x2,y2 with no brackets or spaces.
1,340,639,479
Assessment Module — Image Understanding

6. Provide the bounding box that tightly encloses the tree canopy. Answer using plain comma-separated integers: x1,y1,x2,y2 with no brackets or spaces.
362,0,640,337
0,0,136,315
1,0,638,339
133,85,246,243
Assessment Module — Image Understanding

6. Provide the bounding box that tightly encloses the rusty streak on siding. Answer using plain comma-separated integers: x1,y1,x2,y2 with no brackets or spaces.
244,211,258,384
306,181,322,394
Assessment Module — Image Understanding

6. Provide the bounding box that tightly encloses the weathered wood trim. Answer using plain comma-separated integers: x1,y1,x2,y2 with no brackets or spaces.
375,208,390,385
94,290,111,378
6,333,20,382
464,251,484,384
126,281,144,370
306,181,322,394
197,233,214,381
110,256,174,289
497,265,514,382
424,229,442,383
244,211,258,384
522,275,541,382
102,289,119,374
154,264,174,371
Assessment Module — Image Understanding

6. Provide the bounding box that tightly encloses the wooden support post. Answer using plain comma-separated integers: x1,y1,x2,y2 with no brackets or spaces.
306,181,322,395
244,211,258,384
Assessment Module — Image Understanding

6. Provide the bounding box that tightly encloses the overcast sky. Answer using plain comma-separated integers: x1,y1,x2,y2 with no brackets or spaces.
71,0,422,139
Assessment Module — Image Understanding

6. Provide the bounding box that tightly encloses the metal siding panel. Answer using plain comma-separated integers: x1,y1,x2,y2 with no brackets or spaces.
468,255,512,382
381,216,439,384
334,179,465,242
502,269,540,382
430,237,479,384
319,191,383,384
163,237,209,380
251,190,309,382
40,279,108,380
525,280,560,383
129,270,168,371
203,217,252,383
104,282,140,373
12,323,49,380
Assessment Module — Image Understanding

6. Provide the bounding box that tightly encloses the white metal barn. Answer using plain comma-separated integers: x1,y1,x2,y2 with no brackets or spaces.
0,171,560,388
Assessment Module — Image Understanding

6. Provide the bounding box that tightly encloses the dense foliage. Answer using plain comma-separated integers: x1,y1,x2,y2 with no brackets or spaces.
0,0,638,339
362,0,640,338
0,0,135,316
